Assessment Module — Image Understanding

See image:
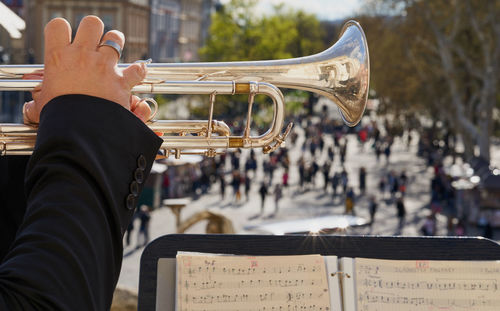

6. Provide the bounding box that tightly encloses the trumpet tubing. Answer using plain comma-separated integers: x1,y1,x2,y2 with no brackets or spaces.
0,20,369,158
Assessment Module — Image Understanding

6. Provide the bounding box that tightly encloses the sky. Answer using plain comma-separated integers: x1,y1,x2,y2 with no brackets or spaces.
219,0,364,21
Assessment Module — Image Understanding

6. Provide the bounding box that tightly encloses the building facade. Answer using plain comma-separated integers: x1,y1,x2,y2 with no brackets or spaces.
25,0,150,63
0,0,26,122
150,0,214,63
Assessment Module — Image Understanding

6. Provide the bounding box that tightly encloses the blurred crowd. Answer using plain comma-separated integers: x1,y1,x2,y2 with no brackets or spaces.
124,105,497,247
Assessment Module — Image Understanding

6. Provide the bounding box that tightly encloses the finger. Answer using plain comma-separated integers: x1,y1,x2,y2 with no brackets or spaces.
122,62,147,88
22,73,43,102
23,100,38,124
31,84,42,103
22,69,44,80
44,18,71,55
23,72,44,80
98,30,124,62
72,15,104,49
131,97,152,123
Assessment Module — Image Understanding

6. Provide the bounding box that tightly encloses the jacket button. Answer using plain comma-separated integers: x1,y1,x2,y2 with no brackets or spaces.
130,181,139,197
134,168,144,184
137,155,147,170
126,194,136,210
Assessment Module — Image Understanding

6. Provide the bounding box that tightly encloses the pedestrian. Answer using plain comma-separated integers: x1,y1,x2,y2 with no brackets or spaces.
230,151,240,171
340,168,348,194
311,160,319,187
454,219,466,236
421,214,437,236
483,221,493,239
125,215,135,247
259,182,268,215
322,162,331,192
244,173,251,201
340,141,347,164
374,141,382,162
274,184,283,214
396,196,406,229
327,146,335,163
298,157,305,190
369,196,378,225
378,176,386,198
345,187,355,215
359,167,366,195
231,170,241,202
331,172,340,197
384,141,392,164
137,205,151,248
162,173,170,200
218,169,226,200
269,155,278,182
282,170,289,188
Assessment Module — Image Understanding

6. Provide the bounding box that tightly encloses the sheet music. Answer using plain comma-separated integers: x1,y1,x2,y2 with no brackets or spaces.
355,258,500,311
175,252,331,311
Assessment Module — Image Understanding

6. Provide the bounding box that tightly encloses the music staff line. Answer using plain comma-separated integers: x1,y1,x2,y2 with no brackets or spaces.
182,263,324,277
182,278,327,291
359,278,498,292
183,290,328,305
358,291,500,308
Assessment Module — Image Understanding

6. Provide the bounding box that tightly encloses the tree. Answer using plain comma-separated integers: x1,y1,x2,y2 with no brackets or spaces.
197,0,325,123
360,0,500,163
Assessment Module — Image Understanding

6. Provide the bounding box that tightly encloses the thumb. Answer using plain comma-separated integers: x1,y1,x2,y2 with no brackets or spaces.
122,62,146,88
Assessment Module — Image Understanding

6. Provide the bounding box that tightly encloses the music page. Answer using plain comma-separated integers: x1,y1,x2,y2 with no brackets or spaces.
175,252,331,311
355,258,500,311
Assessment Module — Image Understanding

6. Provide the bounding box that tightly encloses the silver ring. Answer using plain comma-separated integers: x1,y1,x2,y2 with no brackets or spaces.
99,40,122,58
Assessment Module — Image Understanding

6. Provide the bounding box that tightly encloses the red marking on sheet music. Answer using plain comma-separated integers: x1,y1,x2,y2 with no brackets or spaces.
182,258,192,267
415,260,429,270
251,260,258,267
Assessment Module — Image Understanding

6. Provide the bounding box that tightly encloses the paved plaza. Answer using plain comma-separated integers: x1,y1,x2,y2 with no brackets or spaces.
118,126,500,291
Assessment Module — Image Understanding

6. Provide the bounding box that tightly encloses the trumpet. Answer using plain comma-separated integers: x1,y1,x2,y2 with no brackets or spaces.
0,20,369,158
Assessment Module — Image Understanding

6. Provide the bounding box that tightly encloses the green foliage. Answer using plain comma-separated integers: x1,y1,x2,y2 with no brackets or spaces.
200,0,325,62
198,0,325,126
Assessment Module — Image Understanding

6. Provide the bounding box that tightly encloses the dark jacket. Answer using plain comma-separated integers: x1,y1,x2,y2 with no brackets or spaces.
0,95,162,310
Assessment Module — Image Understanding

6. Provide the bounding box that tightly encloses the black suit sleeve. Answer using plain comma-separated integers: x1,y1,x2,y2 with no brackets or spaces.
0,95,163,310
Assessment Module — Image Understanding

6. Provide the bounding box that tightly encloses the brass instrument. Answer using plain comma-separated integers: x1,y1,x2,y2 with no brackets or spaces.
0,20,369,158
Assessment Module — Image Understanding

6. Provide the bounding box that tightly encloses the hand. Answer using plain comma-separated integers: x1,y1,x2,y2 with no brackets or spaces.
24,16,151,123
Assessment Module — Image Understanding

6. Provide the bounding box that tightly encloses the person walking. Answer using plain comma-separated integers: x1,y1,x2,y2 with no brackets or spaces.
244,173,251,201
322,162,331,192
282,170,289,189
369,195,378,225
231,170,241,202
345,187,355,215
274,184,283,214
124,215,135,247
218,169,226,200
340,168,348,194
396,196,406,229
359,167,366,195
421,214,437,236
137,205,151,248
259,182,268,215
331,172,340,198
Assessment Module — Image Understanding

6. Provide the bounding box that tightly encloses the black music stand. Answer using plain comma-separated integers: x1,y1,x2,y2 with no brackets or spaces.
138,234,500,311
